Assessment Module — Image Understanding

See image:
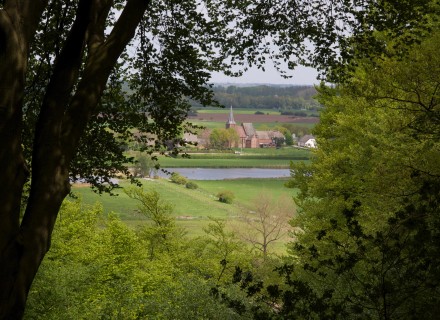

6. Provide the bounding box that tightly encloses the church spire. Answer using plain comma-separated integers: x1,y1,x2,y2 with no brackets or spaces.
226,105,236,128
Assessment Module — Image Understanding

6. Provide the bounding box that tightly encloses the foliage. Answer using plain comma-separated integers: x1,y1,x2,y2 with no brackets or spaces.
273,137,284,148
279,124,311,139
125,187,182,259
280,31,440,319
185,181,199,190
217,190,235,204
170,172,188,185
132,153,158,178
210,128,240,149
25,200,247,319
284,131,294,146
2,0,439,316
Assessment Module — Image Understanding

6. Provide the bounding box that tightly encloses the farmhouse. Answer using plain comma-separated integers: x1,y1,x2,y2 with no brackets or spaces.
298,134,317,148
226,106,285,148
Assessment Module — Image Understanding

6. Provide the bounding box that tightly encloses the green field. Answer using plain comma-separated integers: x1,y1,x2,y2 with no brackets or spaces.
71,177,296,237
158,147,311,168
188,120,226,129
158,157,304,168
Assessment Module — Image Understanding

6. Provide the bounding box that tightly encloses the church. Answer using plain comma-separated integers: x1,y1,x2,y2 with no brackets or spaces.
225,106,285,148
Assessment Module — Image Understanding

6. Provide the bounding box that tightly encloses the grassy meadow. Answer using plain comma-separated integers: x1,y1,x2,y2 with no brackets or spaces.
71,176,296,238
159,147,312,168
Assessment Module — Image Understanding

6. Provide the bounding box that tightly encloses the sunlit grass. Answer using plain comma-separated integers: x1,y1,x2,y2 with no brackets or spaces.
157,147,311,168
70,177,296,229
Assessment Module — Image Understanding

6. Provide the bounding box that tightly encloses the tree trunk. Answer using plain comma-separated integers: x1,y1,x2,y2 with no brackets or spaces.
0,1,150,318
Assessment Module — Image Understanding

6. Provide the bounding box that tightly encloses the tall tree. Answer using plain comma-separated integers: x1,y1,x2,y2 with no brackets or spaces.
283,30,440,318
0,0,436,318
209,128,239,150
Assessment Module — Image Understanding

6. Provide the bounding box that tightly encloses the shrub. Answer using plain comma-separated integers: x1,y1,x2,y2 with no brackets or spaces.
170,172,188,185
217,190,235,204
185,181,198,189
254,111,264,115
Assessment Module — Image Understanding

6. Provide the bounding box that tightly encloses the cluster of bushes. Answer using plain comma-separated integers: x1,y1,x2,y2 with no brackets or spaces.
170,172,188,185
170,172,198,189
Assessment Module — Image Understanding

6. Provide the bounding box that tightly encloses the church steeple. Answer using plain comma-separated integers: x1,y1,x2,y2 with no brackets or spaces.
226,105,236,128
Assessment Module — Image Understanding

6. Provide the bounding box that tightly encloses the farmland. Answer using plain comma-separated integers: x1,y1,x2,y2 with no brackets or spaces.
187,112,318,125
71,107,316,248
71,176,296,238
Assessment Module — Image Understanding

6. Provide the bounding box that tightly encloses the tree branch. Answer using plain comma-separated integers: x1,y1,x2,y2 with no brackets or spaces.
61,0,151,161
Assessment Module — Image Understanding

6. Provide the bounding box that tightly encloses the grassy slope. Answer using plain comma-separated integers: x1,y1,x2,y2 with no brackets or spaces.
71,177,296,237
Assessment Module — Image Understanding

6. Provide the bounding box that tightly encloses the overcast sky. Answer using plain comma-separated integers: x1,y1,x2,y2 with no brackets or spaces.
210,64,319,85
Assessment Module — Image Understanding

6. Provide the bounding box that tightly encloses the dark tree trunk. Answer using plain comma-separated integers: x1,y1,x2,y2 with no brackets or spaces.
0,1,150,318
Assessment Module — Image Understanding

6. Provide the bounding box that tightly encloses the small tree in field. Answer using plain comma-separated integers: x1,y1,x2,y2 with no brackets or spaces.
133,153,157,178
238,193,294,257
209,128,239,149
125,187,182,260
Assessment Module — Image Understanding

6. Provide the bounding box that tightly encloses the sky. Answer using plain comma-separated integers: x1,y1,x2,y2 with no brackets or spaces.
210,64,319,86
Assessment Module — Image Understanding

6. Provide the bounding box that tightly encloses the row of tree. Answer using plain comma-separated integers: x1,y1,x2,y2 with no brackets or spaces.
191,85,321,110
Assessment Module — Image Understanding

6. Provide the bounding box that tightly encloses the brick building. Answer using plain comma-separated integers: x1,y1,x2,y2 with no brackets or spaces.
225,106,285,148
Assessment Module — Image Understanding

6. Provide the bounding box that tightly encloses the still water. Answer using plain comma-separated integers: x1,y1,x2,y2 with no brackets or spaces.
159,168,291,180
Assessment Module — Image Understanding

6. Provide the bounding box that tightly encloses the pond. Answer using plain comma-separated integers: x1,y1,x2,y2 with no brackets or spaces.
158,168,291,180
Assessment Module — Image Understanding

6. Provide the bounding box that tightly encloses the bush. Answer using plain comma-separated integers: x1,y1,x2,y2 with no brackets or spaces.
170,172,188,185
185,181,198,189
254,111,265,115
217,190,235,204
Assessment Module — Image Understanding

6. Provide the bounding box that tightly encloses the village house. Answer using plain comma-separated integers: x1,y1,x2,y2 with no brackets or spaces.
297,134,317,148
225,106,285,148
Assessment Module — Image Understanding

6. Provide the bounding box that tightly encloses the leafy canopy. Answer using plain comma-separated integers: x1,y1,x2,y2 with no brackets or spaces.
282,29,440,319
19,0,439,192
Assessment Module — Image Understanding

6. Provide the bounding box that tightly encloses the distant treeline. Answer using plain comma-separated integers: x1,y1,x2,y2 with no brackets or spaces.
191,85,321,110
